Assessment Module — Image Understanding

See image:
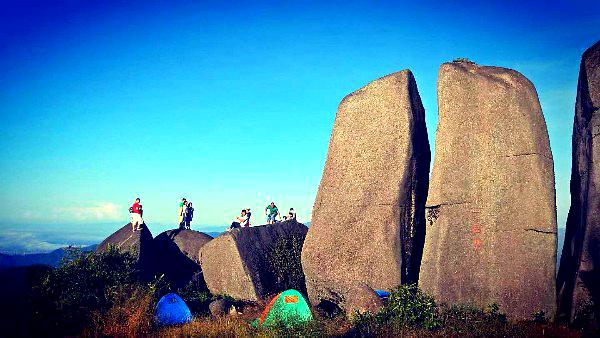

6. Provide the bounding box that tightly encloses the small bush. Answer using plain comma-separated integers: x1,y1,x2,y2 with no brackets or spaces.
30,247,139,335
453,57,475,64
352,284,441,336
178,278,213,315
269,235,306,292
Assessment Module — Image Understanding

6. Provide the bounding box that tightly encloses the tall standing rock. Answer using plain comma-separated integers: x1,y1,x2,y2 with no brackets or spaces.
301,70,430,311
557,40,600,329
419,61,557,319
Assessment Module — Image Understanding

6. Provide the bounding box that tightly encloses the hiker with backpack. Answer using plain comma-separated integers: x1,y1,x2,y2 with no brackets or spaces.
130,197,144,232
185,202,194,229
265,202,279,224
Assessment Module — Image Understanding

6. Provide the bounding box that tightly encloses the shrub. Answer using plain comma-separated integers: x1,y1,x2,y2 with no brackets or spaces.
269,235,306,292
379,284,441,329
30,247,141,336
439,303,518,336
177,278,214,315
352,284,441,336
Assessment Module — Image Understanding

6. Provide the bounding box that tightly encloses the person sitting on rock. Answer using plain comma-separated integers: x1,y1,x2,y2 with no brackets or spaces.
288,208,296,221
130,198,143,232
230,209,247,230
238,209,249,227
185,202,194,229
265,202,279,224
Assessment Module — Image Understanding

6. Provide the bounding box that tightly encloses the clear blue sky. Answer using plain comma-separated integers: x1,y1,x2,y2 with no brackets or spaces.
0,1,598,239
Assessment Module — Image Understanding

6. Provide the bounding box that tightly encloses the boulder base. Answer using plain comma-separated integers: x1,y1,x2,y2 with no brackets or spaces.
345,283,384,319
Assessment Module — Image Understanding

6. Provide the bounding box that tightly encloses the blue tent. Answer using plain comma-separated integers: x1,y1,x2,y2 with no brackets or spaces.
155,293,193,326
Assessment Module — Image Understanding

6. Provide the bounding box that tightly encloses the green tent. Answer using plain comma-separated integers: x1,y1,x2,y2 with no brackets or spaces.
252,289,313,328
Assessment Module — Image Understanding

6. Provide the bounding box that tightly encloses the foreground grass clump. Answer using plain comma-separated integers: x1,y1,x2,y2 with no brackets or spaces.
351,284,441,336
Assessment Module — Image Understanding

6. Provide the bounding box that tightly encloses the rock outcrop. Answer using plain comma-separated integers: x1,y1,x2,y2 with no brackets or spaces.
153,229,213,288
345,283,385,319
419,61,557,319
301,70,430,310
199,220,308,301
96,223,155,275
557,40,600,329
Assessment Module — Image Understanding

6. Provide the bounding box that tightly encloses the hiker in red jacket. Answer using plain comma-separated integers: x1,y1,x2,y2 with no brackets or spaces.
130,198,144,231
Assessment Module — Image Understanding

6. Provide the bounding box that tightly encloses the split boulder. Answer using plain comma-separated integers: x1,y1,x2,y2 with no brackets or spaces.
301,70,430,310
199,220,308,301
419,61,557,319
557,40,600,330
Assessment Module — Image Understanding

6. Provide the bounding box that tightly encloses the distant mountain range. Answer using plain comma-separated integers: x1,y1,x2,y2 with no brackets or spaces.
0,244,97,270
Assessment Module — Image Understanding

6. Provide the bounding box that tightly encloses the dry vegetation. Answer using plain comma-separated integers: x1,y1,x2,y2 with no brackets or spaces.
9,248,584,338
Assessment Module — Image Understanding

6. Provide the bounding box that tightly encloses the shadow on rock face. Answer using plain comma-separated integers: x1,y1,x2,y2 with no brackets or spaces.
153,229,213,289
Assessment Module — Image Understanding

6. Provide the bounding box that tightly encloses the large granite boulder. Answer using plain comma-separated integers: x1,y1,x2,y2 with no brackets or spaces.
557,40,600,330
301,70,430,310
96,223,155,275
153,229,213,288
199,220,308,301
419,61,557,319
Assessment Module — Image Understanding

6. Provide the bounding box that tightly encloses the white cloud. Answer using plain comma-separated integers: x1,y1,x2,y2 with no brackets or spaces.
51,202,122,222
0,230,67,254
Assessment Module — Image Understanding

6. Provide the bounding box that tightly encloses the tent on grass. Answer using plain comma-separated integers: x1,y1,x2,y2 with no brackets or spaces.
155,293,193,326
252,289,313,328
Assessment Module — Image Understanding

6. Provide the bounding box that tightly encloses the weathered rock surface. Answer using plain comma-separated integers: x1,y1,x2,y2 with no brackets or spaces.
301,70,430,310
153,229,213,288
199,220,308,301
557,40,600,330
419,61,557,319
209,299,231,317
345,283,385,319
96,223,155,275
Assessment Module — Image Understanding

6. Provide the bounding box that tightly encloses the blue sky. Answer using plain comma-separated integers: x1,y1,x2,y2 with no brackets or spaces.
0,1,599,251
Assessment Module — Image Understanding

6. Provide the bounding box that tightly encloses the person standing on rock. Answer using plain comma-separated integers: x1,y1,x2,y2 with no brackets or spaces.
185,202,194,229
245,208,251,227
130,198,143,231
178,198,186,229
265,202,279,224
